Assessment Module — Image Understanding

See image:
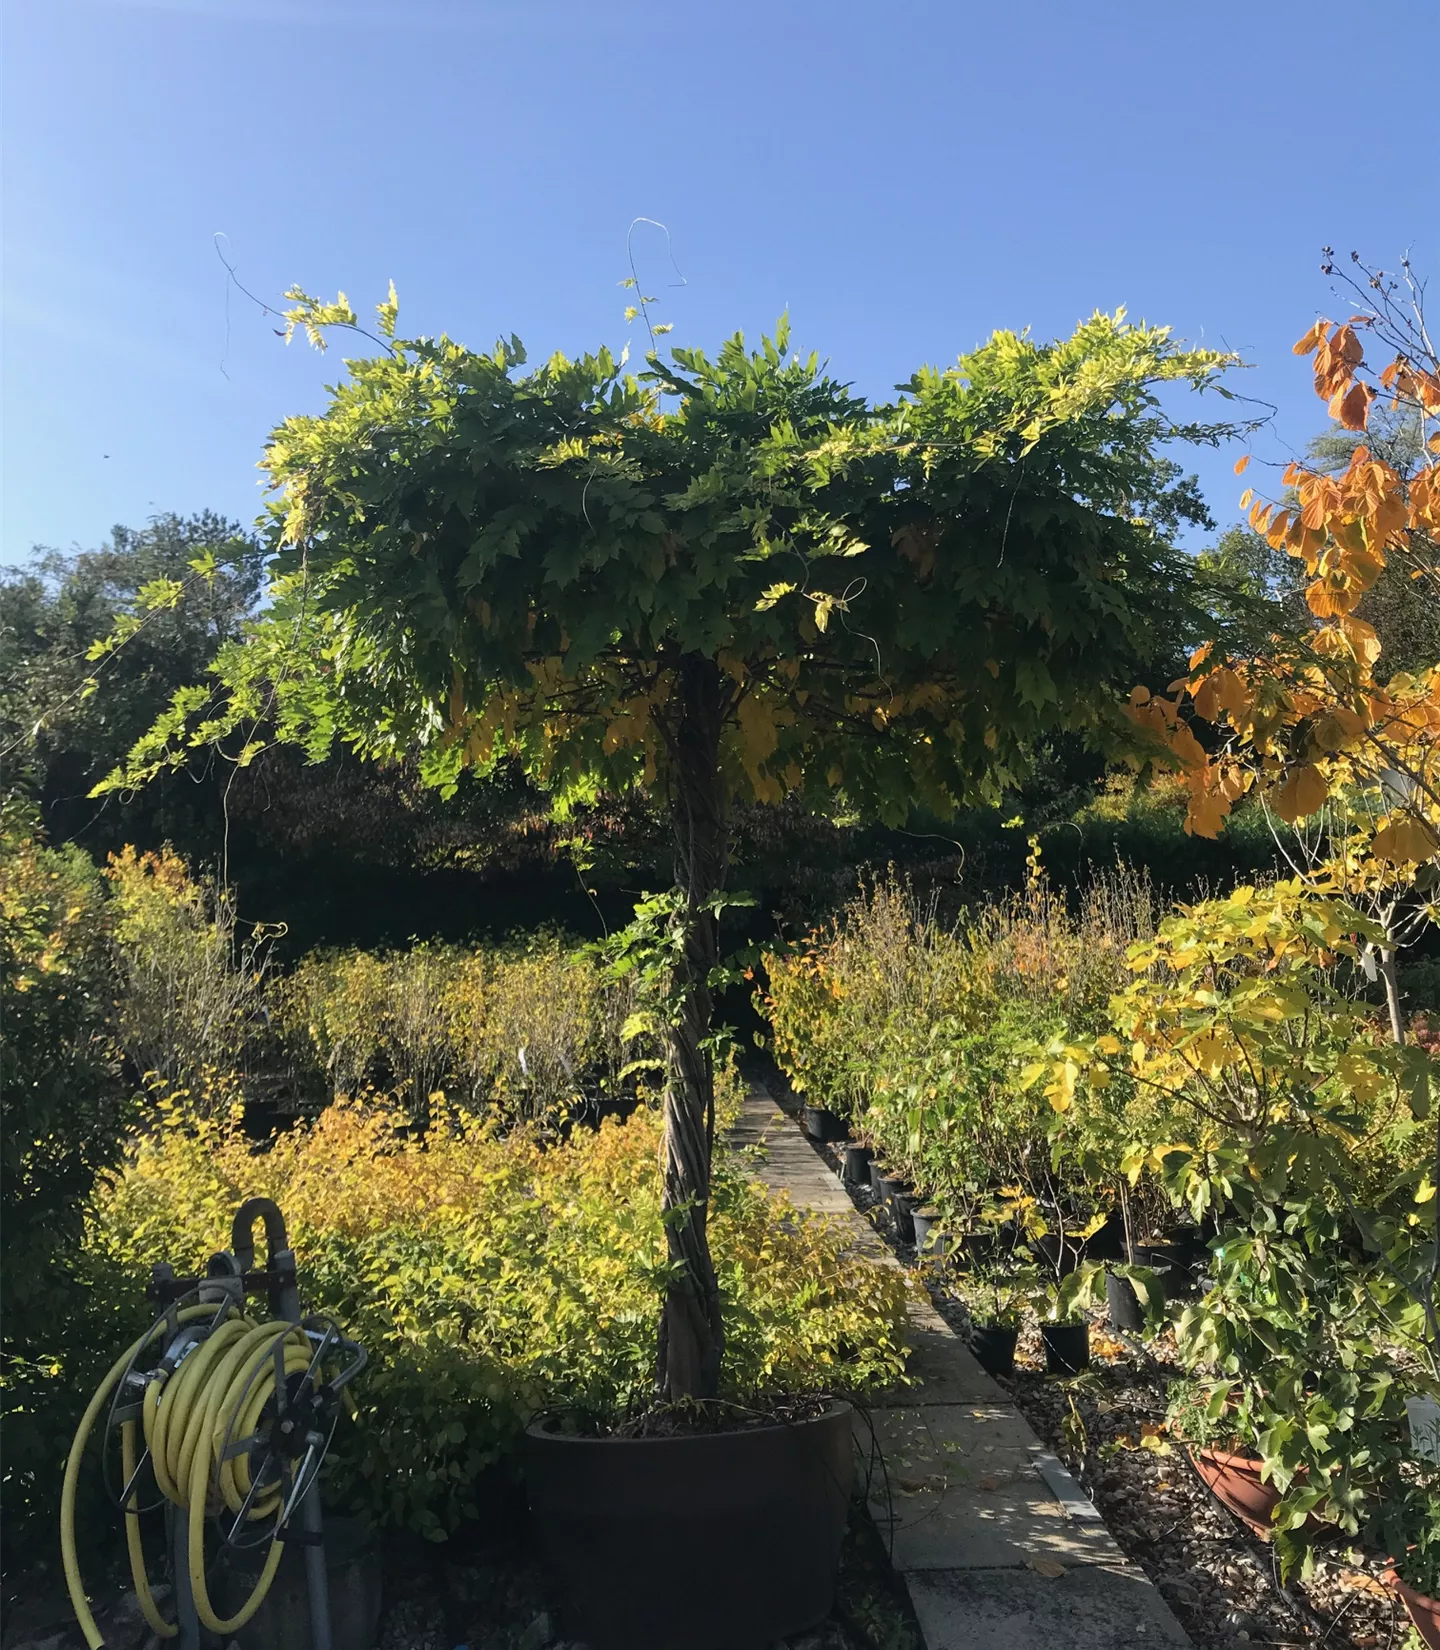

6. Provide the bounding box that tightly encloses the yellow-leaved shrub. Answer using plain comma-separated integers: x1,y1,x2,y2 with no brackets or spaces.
87,1088,910,1538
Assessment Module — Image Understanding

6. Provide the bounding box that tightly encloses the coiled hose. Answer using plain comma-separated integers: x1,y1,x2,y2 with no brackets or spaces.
61,1303,319,1648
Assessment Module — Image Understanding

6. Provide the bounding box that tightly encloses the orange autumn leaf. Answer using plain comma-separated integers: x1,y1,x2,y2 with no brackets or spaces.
1292,319,1328,356
1185,785,1232,839
1330,379,1375,432
1233,454,1251,475
1273,764,1329,824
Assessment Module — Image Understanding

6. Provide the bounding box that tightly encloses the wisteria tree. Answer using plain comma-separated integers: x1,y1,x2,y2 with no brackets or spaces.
108,294,1241,1396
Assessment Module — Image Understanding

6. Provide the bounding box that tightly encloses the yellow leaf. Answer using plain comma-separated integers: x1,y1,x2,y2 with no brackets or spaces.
1372,816,1440,864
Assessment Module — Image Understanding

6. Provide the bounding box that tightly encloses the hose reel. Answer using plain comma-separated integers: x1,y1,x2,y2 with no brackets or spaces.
62,1198,365,1650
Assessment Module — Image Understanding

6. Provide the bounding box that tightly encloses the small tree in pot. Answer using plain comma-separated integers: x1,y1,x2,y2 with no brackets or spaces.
108,293,1238,1398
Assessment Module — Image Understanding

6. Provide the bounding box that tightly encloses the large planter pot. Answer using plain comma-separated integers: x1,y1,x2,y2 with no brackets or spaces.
523,1401,855,1650
802,1103,849,1144
1386,1569,1440,1650
868,1161,887,1200
1188,1447,1279,1537
1041,1322,1090,1376
840,1143,874,1188
968,1324,1018,1377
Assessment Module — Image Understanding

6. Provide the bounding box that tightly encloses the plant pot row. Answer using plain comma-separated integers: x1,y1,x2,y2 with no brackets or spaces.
965,1321,1091,1378
802,1103,849,1144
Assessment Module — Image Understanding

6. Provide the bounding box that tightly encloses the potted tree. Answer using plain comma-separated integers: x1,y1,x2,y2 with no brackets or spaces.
962,1263,1038,1377
108,287,1241,1649
1037,1265,1100,1376
1166,1379,1283,1537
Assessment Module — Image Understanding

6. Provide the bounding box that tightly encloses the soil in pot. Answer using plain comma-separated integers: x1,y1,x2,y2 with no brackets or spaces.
968,1324,1018,1377
1041,1322,1090,1376
802,1103,849,1144
523,1400,855,1650
1188,1448,1279,1538
841,1143,874,1187
1386,1569,1440,1650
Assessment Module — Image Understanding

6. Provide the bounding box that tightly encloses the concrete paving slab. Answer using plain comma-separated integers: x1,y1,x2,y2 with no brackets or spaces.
905,1564,1192,1649
877,1323,1009,1406
862,1405,1117,1572
733,1090,1194,1649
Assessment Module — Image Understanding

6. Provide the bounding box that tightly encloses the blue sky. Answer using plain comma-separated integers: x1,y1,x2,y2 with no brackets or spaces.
3,0,1436,564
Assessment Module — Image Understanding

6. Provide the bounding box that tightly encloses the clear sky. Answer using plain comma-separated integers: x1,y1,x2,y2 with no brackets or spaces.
3,0,1436,565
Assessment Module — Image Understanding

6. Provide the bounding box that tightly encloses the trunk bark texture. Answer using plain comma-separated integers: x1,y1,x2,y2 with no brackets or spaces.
1379,945,1406,1047
657,654,727,1400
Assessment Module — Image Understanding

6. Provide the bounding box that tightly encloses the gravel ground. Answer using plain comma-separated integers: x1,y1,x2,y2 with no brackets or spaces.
811,1134,1424,1650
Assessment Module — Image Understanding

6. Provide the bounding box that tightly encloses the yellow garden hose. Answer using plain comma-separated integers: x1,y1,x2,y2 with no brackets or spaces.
61,1303,317,1649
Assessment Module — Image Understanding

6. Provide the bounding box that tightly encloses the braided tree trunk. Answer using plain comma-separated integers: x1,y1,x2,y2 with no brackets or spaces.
657,654,727,1401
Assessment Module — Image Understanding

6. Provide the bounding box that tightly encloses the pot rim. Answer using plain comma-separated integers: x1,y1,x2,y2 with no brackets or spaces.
1385,1563,1438,1607
1190,1445,1265,1472
525,1396,854,1446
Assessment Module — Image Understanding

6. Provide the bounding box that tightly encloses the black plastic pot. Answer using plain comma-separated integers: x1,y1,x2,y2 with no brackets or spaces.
523,1402,855,1650
1139,1241,1196,1297
802,1104,849,1144
1081,1210,1127,1262
881,1179,916,1244
960,1230,997,1262
910,1207,947,1254
968,1323,1018,1377
1031,1231,1082,1277
841,1143,874,1188
868,1162,887,1200
1041,1322,1090,1376
1105,1271,1153,1332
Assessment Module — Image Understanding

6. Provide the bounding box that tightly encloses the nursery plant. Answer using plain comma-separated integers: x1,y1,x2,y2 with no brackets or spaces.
1043,878,1439,1576
102,290,1245,1400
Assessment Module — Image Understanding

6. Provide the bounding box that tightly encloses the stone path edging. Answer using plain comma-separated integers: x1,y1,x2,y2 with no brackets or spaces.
733,1089,1194,1650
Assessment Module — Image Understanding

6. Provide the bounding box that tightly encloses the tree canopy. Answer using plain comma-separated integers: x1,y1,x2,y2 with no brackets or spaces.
1,512,264,847
110,302,1242,824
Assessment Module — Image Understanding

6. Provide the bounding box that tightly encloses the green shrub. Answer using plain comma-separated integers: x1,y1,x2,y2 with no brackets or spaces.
762,862,1157,1222
86,1088,911,1538
0,811,137,1557
279,933,644,1122
105,844,275,1096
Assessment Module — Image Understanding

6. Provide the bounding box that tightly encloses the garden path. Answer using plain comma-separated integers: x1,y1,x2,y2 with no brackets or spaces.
732,1087,1195,1650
